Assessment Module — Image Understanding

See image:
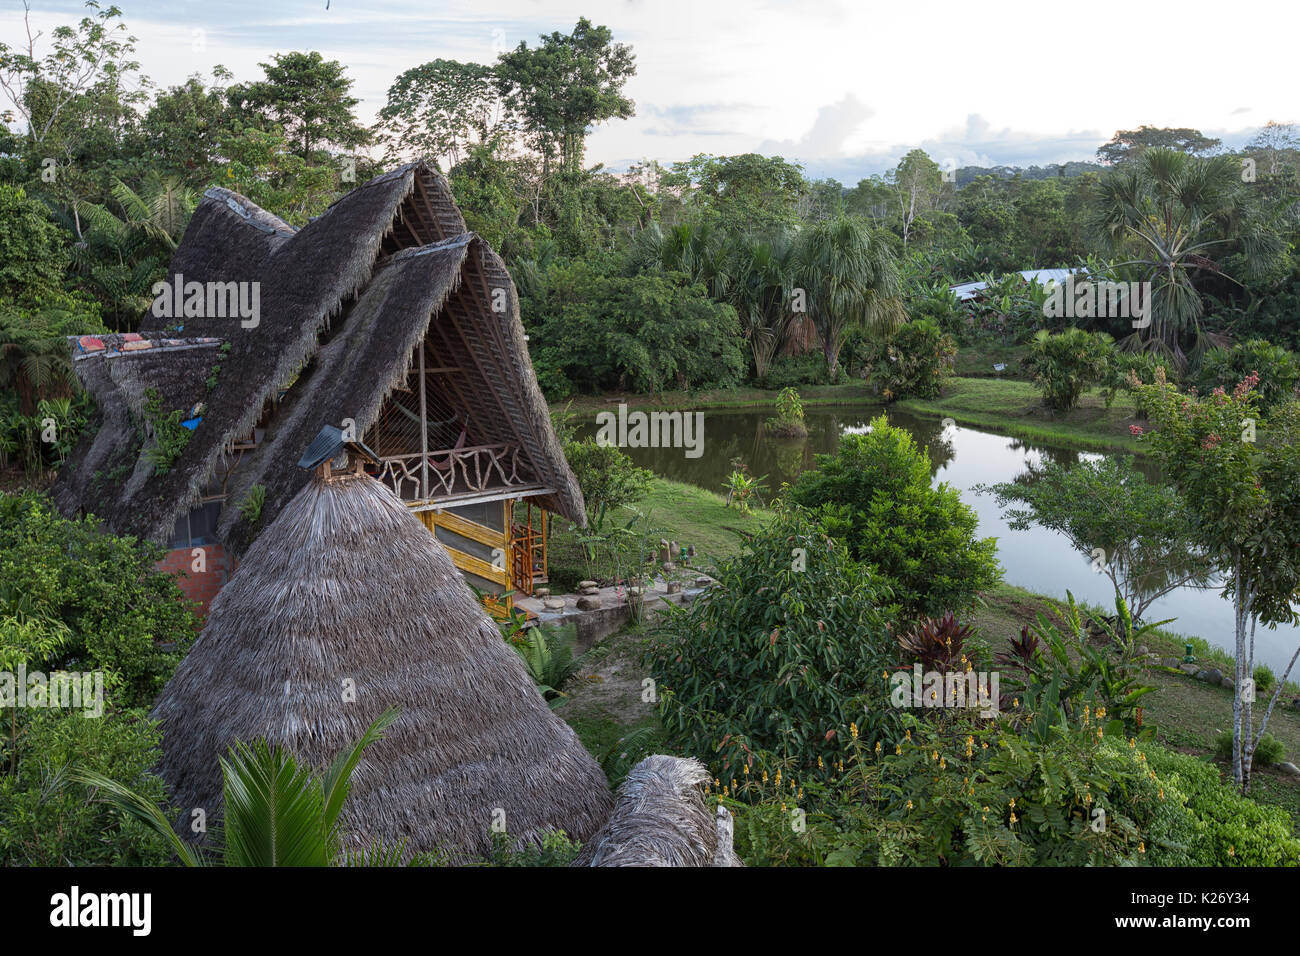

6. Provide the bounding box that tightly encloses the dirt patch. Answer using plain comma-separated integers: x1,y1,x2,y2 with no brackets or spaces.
560,633,656,726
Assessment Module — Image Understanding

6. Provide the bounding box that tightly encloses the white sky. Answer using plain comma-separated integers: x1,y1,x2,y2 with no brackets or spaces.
3,0,1294,179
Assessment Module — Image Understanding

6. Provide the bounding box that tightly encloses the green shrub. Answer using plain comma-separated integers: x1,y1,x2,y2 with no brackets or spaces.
238,484,266,524
764,387,807,438
1101,350,1176,415
1145,746,1300,866
755,353,829,390
507,623,580,706
1024,328,1115,411
863,318,957,400
482,829,582,867
994,594,1156,736
562,437,653,519
1253,663,1276,693
1197,338,1300,412
650,509,900,778
721,677,1299,866
0,492,198,708
528,261,746,395
788,417,1001,618
0,706,173,866
141,388,192,476
0,184,71,307
1213,730,1286,767
727,709,1201,867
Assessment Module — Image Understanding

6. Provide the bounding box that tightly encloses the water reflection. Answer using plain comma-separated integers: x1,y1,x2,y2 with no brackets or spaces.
576,403,1300,673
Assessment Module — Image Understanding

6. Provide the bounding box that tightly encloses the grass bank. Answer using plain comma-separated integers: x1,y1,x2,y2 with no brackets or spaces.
554,381,878,415
545,476,770,592
952,342,1032,380
896,376,1143,453
552,376,1141,454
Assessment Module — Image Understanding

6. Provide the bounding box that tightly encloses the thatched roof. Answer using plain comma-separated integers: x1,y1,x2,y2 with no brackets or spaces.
151,466,611,861
53,163,583,550
573,756,744,867
55,335,223,509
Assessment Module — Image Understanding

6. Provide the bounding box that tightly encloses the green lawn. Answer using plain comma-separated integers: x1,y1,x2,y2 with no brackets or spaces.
952,342,1032,380
555,381,878,415
633,476,771,562
897,376,1144,453
545,476,770,592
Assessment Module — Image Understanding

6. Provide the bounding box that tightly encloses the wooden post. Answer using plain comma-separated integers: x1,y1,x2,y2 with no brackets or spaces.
417,343,429,499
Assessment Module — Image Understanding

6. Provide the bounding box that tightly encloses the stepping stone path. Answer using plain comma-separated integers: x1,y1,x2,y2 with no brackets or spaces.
543,598,566,611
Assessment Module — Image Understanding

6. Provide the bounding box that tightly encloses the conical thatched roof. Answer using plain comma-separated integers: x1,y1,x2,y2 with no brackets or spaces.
151,465,611,861
53,162,584,552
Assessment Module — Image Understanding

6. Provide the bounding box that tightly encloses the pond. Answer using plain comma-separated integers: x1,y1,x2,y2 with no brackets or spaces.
578,403,1300,676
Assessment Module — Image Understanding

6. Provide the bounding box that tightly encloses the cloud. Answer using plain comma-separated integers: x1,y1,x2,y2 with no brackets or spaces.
756,94,874,160
637,102,758,138
793,113,1109,182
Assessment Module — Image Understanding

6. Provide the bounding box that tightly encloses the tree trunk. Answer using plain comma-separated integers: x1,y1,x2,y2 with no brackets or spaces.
1243,614,1257,793
1231,562,1245,789
823,334,840,381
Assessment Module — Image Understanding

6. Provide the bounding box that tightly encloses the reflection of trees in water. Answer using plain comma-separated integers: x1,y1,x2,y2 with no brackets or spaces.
1007,437,1081,470
884,409,954,472
770,437,807,490
578,407,1157,517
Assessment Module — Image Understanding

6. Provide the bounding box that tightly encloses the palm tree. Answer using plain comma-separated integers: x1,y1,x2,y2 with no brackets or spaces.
49,174,198,330
0,308,85,414
1092,148,1280,371
629,220,727,298
722,231,798,379
794,217,905,379
73,709,415,866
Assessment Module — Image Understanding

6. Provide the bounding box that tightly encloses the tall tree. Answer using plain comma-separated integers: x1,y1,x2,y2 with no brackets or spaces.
888,149,943,248
1135,374,1300,793
375,59,499,168
494,17,636,177
721,231,798,379
1248,120,1300,176
135,70,233,185
1097,126,1221,165
0,1,145,152
1092,147,1278,369
226,51,371,161
794,217,904,378
664,153,807,235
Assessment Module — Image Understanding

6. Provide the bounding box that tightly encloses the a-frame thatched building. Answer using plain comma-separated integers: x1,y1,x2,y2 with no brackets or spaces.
151,443,612,860
53,163,581,612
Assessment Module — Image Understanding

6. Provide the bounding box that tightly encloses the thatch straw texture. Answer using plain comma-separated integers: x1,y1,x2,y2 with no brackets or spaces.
54,162,584,550
574,756,744,867
151,468,611,861
55,336,223,515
